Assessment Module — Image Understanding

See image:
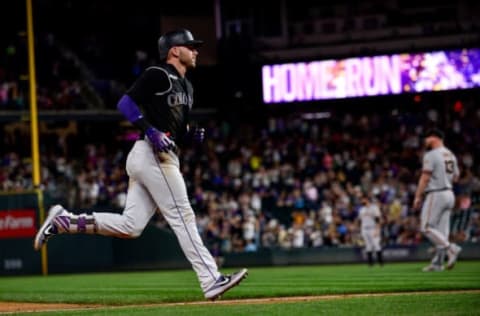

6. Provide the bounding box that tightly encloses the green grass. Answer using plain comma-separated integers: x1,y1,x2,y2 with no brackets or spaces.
1,261,479,315
17,293,480,316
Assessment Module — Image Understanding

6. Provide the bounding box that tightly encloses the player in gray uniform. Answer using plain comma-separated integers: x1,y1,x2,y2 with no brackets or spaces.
34,29,247,300
413,128,461,271
358,195,383,266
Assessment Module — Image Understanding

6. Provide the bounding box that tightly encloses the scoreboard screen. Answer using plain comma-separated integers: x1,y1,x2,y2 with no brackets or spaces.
262,48,480,103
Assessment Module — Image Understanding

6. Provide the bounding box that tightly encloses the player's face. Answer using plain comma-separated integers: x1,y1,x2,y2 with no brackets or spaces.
424,136,434,150
178,45,198,69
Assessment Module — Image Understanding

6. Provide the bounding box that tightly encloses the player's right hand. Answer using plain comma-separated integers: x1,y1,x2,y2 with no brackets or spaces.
193,127,205,143
146,127,175,153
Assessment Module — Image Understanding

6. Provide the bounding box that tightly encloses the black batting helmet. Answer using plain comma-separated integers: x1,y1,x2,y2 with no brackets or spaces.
158,29,204,60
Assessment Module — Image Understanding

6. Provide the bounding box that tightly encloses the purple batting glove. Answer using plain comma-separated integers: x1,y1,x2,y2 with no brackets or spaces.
193,127,205,143
146,127,175,152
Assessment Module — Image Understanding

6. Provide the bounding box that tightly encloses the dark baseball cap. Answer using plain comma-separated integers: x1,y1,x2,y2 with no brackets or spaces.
158,29,204,60
360,191,370,200
423,128,444,139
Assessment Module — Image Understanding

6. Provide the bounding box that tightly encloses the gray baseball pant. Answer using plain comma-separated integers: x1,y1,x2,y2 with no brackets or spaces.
93,140,220,291
421,190,454,251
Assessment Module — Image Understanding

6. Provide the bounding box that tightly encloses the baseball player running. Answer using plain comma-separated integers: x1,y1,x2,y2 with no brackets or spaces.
358,194,383,266
413,128,461,271
34,29,247,300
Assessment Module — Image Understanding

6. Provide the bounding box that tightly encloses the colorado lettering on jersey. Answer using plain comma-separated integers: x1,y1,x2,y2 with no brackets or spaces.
167,92,193,108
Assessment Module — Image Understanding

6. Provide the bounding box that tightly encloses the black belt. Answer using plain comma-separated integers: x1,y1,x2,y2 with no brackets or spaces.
425,188,452,194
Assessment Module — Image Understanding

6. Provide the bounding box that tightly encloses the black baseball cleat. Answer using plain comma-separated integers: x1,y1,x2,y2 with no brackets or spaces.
422,264,444,272
446,244,462,270
204,268,248,301
33,205,66,250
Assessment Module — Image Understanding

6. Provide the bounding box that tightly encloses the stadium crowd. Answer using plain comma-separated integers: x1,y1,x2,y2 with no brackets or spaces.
0,33,86,111
1,98,479,255
1,1,479,254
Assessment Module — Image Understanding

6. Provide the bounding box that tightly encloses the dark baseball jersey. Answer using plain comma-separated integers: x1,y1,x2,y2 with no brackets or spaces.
126,63,194,145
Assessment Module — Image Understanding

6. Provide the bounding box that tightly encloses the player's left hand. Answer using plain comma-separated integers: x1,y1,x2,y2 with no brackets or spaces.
193,127,205,143
413,196,422,210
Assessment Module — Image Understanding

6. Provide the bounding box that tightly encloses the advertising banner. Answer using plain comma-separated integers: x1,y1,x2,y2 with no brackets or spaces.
0,209,36,239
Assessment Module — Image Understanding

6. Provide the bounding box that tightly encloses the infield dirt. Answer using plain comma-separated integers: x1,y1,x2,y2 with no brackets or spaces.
1,289,479,314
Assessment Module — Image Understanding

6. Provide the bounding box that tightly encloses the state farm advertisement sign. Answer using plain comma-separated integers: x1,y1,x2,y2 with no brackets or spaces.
0,209,36,238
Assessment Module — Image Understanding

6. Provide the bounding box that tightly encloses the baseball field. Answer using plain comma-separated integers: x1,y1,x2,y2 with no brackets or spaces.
0,261,479,315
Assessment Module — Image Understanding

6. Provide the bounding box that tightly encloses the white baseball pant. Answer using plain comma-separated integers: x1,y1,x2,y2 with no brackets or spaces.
93,140,220,291
361,227,381,252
